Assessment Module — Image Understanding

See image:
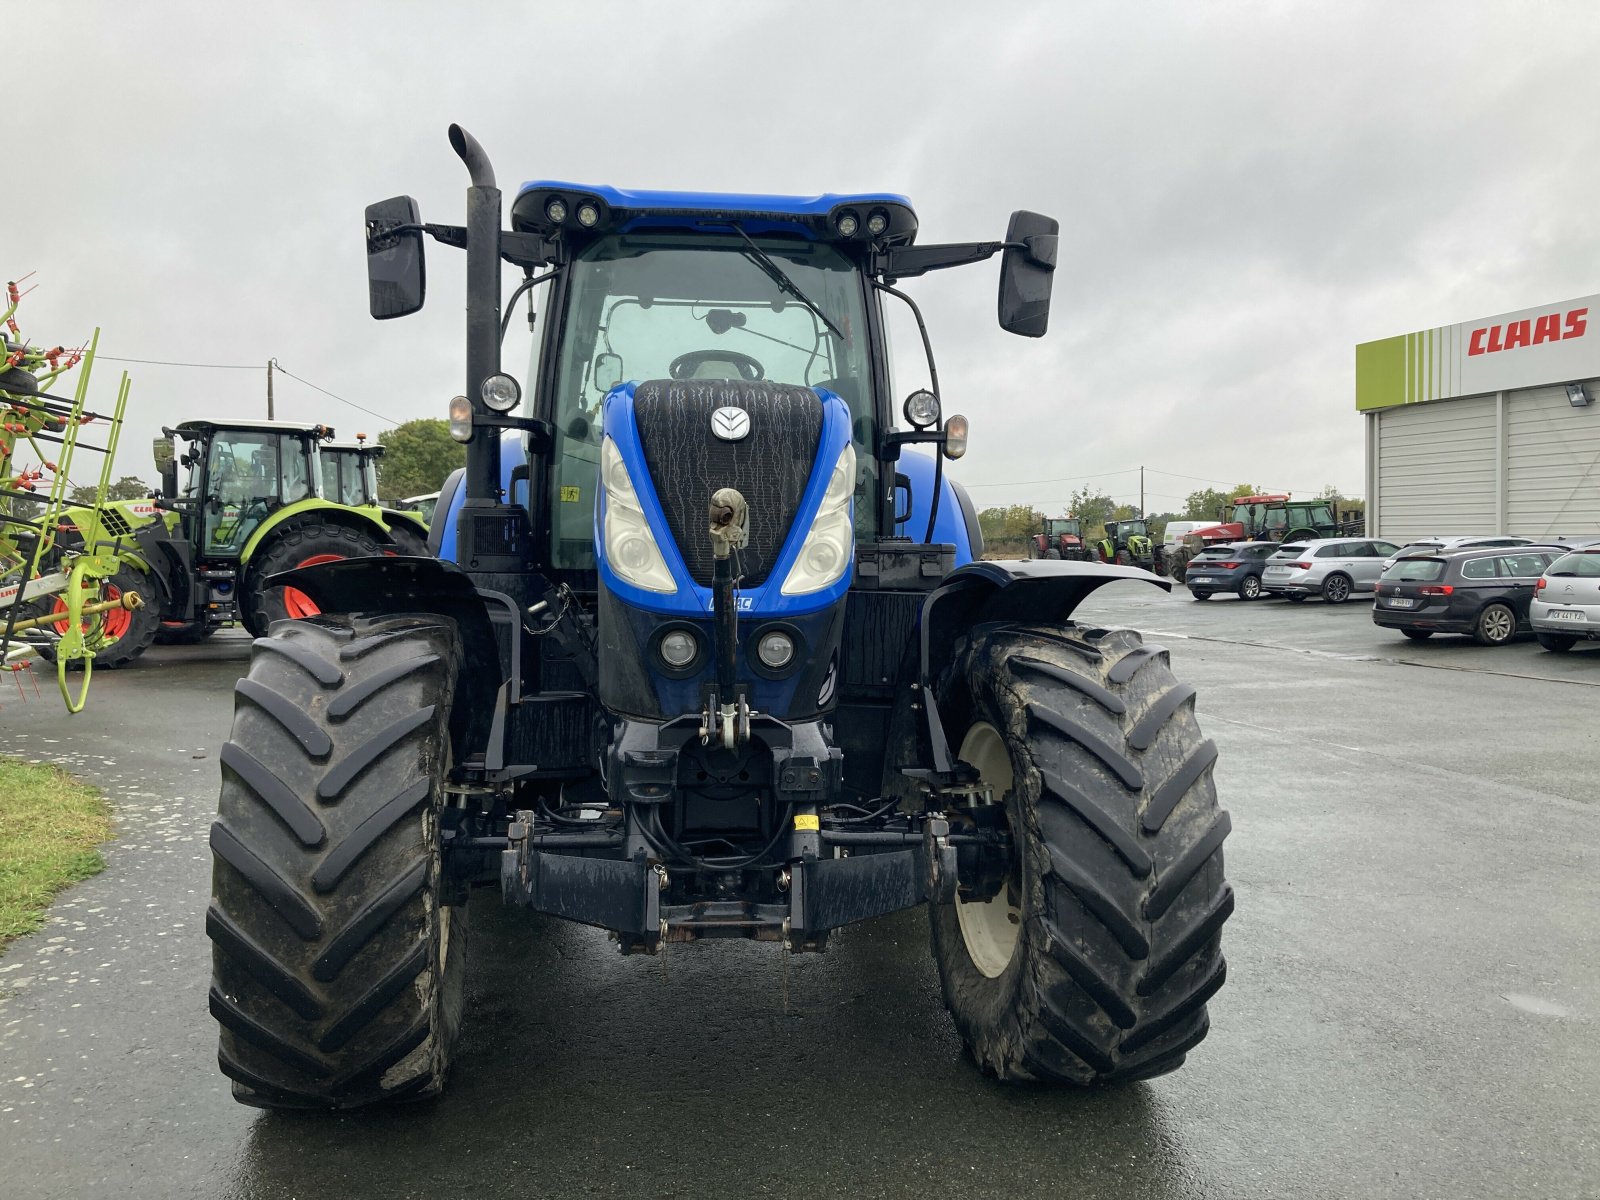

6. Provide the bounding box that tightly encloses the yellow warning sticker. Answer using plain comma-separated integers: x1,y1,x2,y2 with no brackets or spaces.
559,486,581,502
793,813,820,831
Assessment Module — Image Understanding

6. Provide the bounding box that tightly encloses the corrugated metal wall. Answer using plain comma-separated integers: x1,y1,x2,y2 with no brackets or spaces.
1506,381,1600,537
1375,394,1497,540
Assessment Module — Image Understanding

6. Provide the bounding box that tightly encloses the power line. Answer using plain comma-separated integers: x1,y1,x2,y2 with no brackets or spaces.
96,355,256,369
93,353,395,425
963,467,1141,489
270,363,396,425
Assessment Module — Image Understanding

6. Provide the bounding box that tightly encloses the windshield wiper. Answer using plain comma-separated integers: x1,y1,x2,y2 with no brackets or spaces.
720,222,846,342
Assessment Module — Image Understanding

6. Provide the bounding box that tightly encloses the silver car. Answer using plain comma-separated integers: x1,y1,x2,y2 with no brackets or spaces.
1381,535,1537,572
1262,537,1402,604
1530,547,1600,651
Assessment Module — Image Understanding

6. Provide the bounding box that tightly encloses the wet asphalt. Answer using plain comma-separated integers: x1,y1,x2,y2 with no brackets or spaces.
1,584,1597,1199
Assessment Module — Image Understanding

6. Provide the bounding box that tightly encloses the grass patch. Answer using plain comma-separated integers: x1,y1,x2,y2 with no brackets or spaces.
0,757,112,951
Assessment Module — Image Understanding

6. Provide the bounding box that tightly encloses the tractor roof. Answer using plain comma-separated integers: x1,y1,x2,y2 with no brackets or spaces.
511,182,919,246
173,419,336,439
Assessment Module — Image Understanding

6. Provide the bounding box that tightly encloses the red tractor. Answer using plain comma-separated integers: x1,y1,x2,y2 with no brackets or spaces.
1164,494,1354,578
1029,515,1089,560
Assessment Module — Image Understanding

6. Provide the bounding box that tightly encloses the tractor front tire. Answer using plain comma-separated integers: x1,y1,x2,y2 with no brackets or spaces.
243,523,388,637
207,614,467,1109
931,624,1232,1085
1044,548,1061,560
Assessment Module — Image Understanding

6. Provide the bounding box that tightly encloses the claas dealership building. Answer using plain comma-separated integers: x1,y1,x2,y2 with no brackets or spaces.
1359,293,1600,541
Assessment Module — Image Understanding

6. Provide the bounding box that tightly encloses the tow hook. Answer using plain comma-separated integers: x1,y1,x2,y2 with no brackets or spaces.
707,486,750,749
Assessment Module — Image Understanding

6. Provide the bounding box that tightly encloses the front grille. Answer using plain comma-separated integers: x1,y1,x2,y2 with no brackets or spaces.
633,379,823,587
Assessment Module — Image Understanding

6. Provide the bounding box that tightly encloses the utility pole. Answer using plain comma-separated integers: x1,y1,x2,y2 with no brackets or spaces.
1140,465,1145,516
266,358,275,420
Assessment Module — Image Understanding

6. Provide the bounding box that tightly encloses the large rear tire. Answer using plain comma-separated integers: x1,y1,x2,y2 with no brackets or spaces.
207,614,467,1109
931,624,1232,1085
386,524,430,557
242,523,388,637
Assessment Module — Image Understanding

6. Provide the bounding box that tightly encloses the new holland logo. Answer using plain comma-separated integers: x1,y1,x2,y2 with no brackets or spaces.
711,406,750,441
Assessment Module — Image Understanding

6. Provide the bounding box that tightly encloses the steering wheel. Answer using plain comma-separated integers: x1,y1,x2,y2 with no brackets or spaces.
668,349,765,382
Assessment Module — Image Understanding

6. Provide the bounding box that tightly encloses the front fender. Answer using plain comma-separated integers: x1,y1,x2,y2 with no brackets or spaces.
239,499,389,563
917,559,1170,773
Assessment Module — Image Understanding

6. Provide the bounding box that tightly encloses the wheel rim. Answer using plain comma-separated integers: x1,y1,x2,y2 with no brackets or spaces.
1242,577,1260,598
51,583,129,641
1484,608,1513,643
954,722,1021,979
280,553,345,619
1328,578,1348,602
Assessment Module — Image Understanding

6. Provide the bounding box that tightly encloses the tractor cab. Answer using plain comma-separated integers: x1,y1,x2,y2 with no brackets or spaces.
320,438,381,507
164,420,332,557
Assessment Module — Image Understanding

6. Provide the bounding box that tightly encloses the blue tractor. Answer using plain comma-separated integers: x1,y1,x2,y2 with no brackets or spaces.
205,126,1232,1109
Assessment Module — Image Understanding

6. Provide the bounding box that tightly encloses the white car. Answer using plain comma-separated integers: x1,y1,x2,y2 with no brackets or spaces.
1262,537,1401,603
1530,547,1600,651
1380,535,1536,573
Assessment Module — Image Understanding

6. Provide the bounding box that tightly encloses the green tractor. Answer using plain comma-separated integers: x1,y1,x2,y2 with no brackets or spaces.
48,419,430,665
1095,518,1155,569
319,435,431,555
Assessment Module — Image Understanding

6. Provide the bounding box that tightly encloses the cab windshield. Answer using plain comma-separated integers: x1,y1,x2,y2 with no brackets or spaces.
1046,519,1080,536
544,232,874,571
200,430,311,555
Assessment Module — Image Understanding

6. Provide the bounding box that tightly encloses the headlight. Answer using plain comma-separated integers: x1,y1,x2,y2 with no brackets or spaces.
658,628,699,668
903,389,940,429
481,373,521,413
448,395,472,443
756,629,795,669
601,437,675,593
781,443,856,596
545,197,568,224
576,202,601,228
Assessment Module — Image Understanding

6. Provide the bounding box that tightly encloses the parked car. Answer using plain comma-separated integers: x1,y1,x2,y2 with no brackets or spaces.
1262,538,1401,603
1185,541,1278,601
1373,546,1565,645
1530,546,1600,651
1380,535,1537,572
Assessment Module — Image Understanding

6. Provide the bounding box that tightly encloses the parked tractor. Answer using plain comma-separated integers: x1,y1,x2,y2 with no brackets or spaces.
1164,494,1360,579
320,436,431,554
41,419,431,664
1095,518,1156,569
1029,515,1089,560
205,126,1232,1109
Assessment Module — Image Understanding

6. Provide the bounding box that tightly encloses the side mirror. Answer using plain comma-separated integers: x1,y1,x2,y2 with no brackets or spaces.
998,210,1058,338
160,460,178,499
593,352,624,394
365,196,426,320
893,472,912,526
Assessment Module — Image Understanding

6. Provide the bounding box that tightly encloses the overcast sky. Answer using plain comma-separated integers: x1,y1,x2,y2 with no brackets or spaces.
12,1,1600,516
